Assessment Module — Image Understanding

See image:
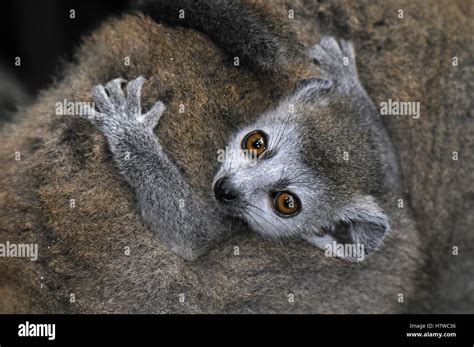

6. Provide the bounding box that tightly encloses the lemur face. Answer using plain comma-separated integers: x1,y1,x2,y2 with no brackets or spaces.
213,78,392,259
213,115,326,239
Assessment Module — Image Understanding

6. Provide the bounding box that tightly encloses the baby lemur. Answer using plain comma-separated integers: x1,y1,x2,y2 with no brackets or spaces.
81,36,400,261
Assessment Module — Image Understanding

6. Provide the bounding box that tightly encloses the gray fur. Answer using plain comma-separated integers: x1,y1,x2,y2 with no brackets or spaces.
0,0,471,314
83,76,224,260
135,0,303,71
214,37,395,259
83,38,395,262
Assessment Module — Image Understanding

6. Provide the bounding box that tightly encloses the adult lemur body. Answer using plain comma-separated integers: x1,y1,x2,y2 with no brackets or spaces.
1,0,472,313
83,37,399,261
78,0,401,261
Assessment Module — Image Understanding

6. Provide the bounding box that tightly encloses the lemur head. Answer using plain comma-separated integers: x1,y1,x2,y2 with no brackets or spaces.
213,78,396,260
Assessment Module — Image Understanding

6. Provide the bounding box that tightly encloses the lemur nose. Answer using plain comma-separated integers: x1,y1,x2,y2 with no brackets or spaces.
214,177,239,203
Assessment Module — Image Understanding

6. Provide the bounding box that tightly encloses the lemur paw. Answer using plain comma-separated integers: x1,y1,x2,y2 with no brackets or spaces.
309,37,358,83
83,76,165,141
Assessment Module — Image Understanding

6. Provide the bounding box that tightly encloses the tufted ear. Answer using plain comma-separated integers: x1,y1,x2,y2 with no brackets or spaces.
303,196,390,262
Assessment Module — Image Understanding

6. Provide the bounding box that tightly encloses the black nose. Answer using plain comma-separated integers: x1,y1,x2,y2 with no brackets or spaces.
214,177,238,202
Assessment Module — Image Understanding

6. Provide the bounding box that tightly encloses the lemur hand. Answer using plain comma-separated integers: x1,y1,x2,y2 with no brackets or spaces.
84,77,165,149
82,77,222,261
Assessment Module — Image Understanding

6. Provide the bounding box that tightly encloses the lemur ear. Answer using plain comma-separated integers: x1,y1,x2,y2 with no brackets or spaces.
303,196,389,262
293,78,333,100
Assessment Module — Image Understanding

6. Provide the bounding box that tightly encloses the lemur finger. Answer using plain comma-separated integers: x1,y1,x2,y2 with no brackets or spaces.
92,85,115,114
125,76,146,117
320,37,343,60
339,39,356,68
80,107,107,129
105,78,127,107
142,101,166,130
308,44,333,69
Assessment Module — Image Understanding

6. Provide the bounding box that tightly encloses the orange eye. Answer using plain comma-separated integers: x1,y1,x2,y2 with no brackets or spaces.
272,191,300,217
241,130,267,157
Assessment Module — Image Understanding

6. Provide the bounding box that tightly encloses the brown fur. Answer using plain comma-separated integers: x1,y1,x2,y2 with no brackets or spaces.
0,0,472,313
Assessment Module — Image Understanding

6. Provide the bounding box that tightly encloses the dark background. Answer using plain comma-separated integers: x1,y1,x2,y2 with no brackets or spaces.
1,0,128,95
